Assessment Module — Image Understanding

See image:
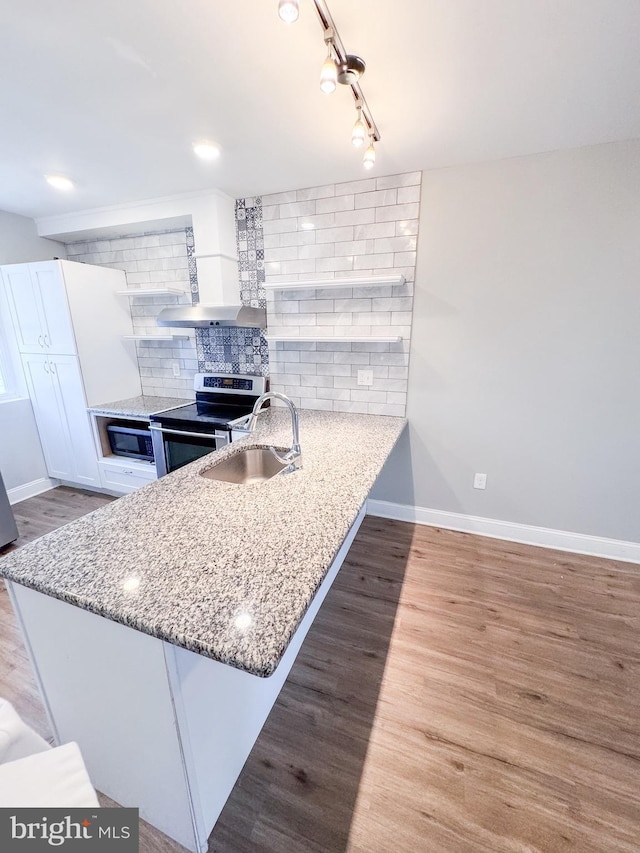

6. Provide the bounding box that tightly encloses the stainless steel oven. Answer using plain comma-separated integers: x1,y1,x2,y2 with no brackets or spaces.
149,373,267,477
149,424,229,477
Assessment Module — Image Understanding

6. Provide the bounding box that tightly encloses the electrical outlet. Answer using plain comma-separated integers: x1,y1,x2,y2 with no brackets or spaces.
473,472,487,490
357,369,373,386
172,363,181,378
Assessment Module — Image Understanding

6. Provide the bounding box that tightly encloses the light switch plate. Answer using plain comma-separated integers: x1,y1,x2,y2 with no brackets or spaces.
473,473,487,490
357,369,374,386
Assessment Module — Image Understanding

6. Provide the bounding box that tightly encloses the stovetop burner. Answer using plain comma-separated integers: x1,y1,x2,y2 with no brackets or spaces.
149,373,267,433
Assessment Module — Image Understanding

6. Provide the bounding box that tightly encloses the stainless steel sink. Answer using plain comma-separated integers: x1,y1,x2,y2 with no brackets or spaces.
200,446,290,485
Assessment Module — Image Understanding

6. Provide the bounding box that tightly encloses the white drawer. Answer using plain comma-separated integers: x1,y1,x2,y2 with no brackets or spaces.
98,459,157,495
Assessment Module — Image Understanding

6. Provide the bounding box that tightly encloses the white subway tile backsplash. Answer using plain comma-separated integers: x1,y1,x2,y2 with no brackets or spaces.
300,374,334,388
315,256,354,272
397,185,421,204
351,389,387,404
296,185,335,201
354,253,394,270
279,200,316,218
297,244,336,260
388,366,409,379
353,222,396,240
335,178,377,195
262,190,297,205
262,217,299,235
376,172,422,190
333,298,372,312
299,350,333,363
263,171,420,414
333,351,370,365
315,226,355,244
396,219,419,237
394,251,417,267
315,195,355,214
375,203,420,222
333,240,374,257
373,236,417,253
317,363,352,377
333,401,369,414
372,297,413,312
276,231,317,248
334,208,376,227
298,299,335,313
315,388,352,401
355,189,398,209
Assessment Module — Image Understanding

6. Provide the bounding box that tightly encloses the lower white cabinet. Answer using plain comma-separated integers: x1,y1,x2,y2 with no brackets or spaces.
22,353,100,488
97,458,156,495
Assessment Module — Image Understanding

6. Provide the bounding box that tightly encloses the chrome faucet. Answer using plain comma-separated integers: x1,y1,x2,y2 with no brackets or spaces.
248,391,302,471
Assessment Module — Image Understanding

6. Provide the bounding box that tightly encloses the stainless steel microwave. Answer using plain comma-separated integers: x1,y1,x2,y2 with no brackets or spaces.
107,423,154,462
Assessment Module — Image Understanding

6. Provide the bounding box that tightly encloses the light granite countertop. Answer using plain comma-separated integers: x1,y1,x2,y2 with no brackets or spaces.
0,409,406,677
88,395,190,418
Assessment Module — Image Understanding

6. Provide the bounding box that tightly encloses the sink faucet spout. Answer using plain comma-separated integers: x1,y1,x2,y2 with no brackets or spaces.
249,392,302,470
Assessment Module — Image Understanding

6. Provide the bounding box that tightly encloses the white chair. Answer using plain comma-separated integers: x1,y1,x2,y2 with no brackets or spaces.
0,698,98,807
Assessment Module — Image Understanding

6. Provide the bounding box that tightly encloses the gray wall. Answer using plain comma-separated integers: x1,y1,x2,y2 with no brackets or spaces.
0,210,65,491
373,139,640,543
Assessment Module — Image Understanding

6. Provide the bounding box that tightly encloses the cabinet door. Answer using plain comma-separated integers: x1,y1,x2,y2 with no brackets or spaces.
2,265,47,353
31,262,77,355
50,355,100,488
21,353,75,481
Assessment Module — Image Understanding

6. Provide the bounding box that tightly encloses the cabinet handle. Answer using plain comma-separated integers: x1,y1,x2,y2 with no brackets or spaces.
38,335,44,348
43,334,50,348
43,361,50,374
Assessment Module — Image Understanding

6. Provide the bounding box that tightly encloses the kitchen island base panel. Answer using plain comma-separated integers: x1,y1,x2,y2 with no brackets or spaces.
6,504,366,852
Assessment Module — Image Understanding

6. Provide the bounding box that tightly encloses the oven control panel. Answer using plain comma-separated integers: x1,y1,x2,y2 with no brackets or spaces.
203,376,253,390
194,373,267,396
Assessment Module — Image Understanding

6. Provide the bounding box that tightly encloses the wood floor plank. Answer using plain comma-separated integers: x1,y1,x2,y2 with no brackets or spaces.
1,490,639,851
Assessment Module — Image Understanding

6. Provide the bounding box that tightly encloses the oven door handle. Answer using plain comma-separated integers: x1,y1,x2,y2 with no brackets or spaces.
148,424,227,440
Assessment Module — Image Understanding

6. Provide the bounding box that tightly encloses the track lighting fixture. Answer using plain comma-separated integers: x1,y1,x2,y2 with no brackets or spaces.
351,105,367,148
278,0,299,23
277,0,380,168
319,37,338,95
363,138,376,170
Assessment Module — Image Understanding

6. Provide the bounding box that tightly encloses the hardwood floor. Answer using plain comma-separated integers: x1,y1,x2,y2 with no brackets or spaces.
1,487,639,852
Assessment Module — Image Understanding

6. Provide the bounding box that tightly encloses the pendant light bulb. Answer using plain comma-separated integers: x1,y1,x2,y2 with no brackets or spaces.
278,0,299,23
363,139,376,170
319,41,338,95
351,106,367,148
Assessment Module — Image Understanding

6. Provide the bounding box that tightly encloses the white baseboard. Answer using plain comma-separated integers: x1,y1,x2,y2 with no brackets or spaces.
366,500,640,565
8,477,55,505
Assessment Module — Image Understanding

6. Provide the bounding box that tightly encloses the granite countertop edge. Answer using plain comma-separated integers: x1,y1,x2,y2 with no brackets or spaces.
87,394,191,418
0,409,407,678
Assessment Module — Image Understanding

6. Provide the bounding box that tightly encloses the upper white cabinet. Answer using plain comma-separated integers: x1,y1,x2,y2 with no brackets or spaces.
3,263,75,354
1,260,143,490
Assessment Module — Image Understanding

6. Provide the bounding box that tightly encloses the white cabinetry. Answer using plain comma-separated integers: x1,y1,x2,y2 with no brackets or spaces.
22,354,100,487
1,260,142,491
3,262,76,354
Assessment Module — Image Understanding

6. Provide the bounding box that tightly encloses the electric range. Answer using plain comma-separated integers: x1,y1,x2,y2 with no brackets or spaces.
149,373,267,476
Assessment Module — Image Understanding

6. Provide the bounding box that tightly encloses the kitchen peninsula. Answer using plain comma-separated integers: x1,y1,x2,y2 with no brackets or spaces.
0,408,405,852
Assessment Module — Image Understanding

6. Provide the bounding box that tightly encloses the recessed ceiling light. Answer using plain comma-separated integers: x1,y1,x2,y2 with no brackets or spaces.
45,174,74,191
300,221,315,230
193,141,222,161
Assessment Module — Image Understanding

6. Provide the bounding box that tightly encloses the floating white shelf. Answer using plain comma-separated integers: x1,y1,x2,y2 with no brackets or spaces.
122,333,190,342
116,288,184,297
263,274,405,292
266,335,403,343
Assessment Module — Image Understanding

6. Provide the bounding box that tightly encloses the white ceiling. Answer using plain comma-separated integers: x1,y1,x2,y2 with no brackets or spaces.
1,0,639,219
